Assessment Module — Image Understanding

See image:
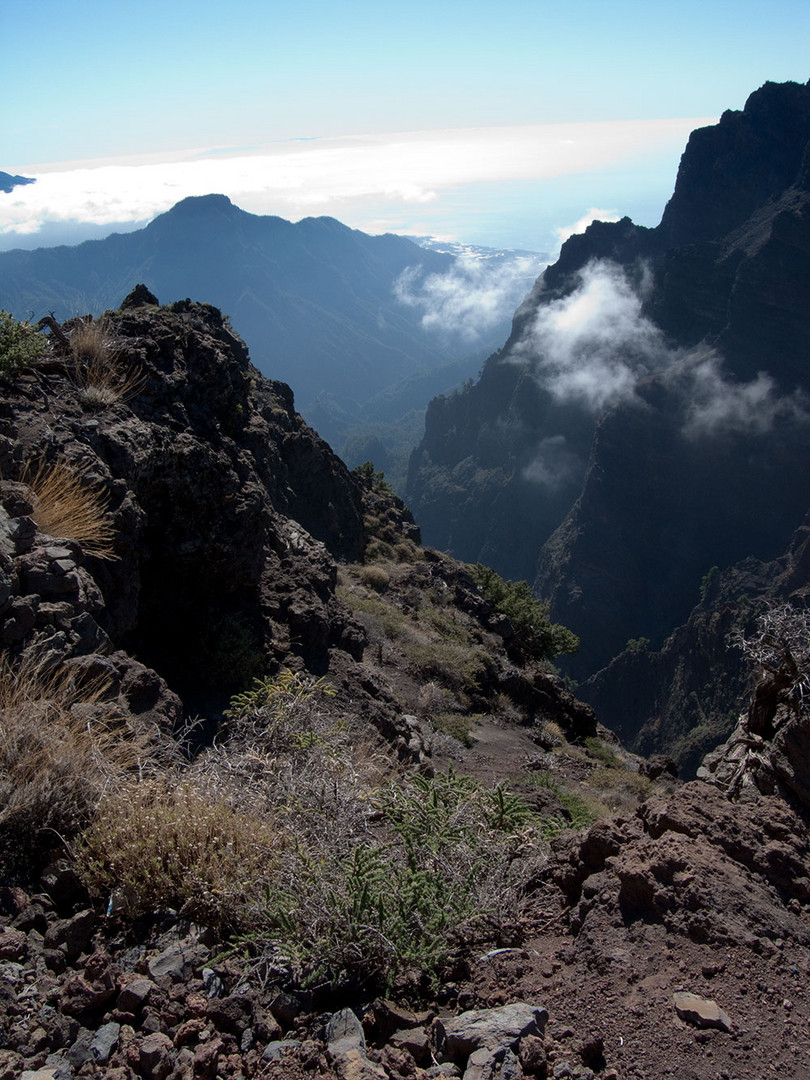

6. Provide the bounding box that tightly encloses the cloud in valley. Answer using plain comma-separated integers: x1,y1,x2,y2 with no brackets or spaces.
394,253,546,342
522,435,583,491
676,350,809,438
513,259,668,412
510,261,809,489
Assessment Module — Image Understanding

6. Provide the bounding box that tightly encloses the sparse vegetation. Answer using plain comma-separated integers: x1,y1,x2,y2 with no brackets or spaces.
22,460,117,559
583,735,621,768
0,309,47,374
0,656,160,880
470,563,579,661
431,711,477,747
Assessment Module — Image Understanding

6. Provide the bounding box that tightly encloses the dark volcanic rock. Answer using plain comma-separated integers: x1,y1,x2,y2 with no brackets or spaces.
0,296,370,703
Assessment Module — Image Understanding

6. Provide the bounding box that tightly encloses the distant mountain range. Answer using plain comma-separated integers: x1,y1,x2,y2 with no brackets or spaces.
0,197,540,476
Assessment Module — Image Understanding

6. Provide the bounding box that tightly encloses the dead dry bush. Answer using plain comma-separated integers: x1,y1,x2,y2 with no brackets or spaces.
0,656,160,879
22,459,117,559
76,776,279,932
195,670,385,848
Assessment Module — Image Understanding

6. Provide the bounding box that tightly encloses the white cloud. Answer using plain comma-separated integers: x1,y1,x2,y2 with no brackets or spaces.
513,259,669,411
0,117,709,241
676,350,809,438
394,253,546,342
522,435,583,491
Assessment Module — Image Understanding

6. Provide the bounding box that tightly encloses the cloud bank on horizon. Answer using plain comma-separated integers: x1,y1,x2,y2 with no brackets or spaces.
0,118,708,252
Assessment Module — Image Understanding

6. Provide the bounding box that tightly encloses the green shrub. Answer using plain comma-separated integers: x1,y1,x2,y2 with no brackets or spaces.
432,711,476,747
250,770,542,990
0,310,47,374
360,565,391,592
471,564,579,661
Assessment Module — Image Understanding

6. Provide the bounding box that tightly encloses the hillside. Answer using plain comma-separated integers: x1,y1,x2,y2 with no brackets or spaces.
2,296,810,1079
407,79,810,748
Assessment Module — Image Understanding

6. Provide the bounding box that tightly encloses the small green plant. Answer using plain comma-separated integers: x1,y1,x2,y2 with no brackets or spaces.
485,783,534,832
470,564,579,661
0,310,47,374
431,711,476,747
583,735,621,768
224,669,335,722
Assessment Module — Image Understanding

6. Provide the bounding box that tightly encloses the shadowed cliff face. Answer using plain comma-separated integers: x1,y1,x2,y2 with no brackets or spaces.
407,80,810,697
0,294,371,709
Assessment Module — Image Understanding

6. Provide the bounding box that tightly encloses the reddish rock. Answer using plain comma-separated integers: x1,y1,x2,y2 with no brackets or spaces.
137,1031,175,1079
192,1036,222,1080
0,927,28,961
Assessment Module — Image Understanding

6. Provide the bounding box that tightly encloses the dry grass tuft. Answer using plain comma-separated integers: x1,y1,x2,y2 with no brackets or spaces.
23,460,117,559
69,318,145,407
360,565,391,592
0,655,160,879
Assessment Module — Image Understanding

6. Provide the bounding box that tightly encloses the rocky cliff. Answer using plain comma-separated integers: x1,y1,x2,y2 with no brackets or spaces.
407,79,810,705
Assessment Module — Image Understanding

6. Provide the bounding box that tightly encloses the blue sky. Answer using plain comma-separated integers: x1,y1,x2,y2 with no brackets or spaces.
2,0,808,252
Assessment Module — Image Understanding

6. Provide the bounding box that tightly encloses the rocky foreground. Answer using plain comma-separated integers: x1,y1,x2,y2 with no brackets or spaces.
2,691,810,1080
1,294,809,1079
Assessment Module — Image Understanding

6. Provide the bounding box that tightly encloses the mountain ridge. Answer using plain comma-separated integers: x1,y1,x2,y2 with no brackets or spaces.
407,78,810,748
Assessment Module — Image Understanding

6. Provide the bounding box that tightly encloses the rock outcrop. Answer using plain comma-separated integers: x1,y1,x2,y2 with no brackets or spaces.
1,294,372,705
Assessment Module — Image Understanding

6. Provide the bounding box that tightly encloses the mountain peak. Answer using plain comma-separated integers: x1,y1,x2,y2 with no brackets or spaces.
162,193,237,216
